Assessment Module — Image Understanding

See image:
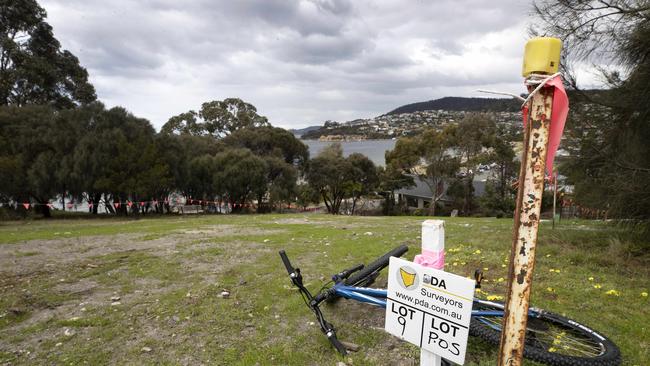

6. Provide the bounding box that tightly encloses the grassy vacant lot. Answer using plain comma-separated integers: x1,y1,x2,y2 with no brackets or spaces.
0,214,648,365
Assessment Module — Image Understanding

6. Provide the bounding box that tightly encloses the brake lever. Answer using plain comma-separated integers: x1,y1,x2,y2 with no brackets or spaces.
474,269,484,289
319,319,347,355
291,268,303,285
332,263,364,283
327,329,348,355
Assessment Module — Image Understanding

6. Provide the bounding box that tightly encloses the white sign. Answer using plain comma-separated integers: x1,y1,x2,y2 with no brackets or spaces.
385,257,475,365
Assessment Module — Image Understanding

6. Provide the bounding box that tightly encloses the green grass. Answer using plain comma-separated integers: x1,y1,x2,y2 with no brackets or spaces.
0,214,648,365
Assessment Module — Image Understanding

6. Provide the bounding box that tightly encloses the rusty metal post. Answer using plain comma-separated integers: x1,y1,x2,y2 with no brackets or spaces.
497,84,554,365
552,170,558,229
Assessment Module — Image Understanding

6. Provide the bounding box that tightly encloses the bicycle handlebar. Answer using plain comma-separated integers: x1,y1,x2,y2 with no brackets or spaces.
279,249,348,355
278,250,295,275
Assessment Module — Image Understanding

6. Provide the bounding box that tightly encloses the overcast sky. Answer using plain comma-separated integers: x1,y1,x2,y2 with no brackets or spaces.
38,0,596,130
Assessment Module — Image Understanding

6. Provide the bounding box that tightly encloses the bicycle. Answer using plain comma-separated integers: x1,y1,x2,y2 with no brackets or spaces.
279,245,621,366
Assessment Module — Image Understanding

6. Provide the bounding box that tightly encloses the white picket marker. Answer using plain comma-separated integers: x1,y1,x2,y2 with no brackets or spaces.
415,220,446,366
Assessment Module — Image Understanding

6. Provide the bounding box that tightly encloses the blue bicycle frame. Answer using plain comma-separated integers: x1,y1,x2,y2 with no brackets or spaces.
333,283,529,322
280,247,620,364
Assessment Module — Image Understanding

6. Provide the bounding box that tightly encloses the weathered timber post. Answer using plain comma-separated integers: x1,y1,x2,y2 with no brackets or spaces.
497,37,562,366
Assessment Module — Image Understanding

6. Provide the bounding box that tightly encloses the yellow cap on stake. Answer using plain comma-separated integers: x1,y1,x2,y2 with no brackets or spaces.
522,37,562,77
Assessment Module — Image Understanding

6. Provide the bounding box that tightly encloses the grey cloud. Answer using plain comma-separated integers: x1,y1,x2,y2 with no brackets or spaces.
40,0,531,128
270,32,373,64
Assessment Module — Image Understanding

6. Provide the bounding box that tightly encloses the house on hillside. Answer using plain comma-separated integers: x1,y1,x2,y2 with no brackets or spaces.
395,175,486,210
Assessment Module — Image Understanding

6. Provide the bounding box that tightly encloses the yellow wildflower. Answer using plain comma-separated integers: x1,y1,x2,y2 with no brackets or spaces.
546,254,551,257
605,290,620,296
453,262,458,266
461,262,466,265
483,267,489,271
588,277,594,281
548,347,557,353
498,277,505,282
554,269,561,273
487,295,503,301
546,287,555,293
641,292,648,297
501,264,507,268
593,284,602,289
474,249,481,255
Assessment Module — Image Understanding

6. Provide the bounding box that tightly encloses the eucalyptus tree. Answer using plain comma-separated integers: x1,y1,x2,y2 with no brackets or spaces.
223,126,308,211
296,183,320,210
186,154,220,203
377,164,415,215
264,155,298,212
212,148,268,212
346,153,379,215
223,126,309,171
305,144,352,214
386,127,460,216
0,0,96,107
161,98,269,137
72,106,170,214
454,113,497,214
0,105,56,215
305,147,379,215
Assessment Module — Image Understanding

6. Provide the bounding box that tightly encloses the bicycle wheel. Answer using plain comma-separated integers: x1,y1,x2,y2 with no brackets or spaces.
344,244,408,287
470,300,621,366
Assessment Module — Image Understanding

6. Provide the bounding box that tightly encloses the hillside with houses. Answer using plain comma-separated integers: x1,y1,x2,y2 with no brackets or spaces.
301,97,522,140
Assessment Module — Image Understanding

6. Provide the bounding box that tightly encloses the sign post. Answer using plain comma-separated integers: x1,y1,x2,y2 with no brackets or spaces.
417,220,446,366
385,220,475,365
497,37,567,366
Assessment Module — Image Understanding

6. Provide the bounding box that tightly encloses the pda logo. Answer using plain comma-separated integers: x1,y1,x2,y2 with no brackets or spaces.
397,266,419,290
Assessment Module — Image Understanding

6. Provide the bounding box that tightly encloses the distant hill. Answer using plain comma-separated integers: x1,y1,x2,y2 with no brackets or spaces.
386,97,520,115
289,125,321,137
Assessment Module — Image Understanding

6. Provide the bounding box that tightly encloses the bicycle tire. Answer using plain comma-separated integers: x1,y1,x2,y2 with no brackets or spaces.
344,245,408,287
470,300,621,366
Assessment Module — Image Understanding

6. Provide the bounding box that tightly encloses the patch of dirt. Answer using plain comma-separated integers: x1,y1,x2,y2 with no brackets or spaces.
0,223,287,362
52,278,98,297
0,225,285,275
179,241,275,286
271,216,387,229
181,225,285,236
272,217,315,225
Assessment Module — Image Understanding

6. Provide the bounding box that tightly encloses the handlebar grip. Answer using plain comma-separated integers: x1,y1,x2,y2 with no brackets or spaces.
279,250,295,274
328,333,348,355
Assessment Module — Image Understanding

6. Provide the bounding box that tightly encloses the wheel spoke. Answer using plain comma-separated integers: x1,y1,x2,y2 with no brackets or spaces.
474,315,604,357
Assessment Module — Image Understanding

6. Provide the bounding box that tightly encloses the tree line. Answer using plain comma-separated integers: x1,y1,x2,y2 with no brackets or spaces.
1,94,521,218
0,101,313,217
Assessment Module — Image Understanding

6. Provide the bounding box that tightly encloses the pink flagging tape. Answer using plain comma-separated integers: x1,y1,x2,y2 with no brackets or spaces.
414,249,445,270
522,75,569,175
